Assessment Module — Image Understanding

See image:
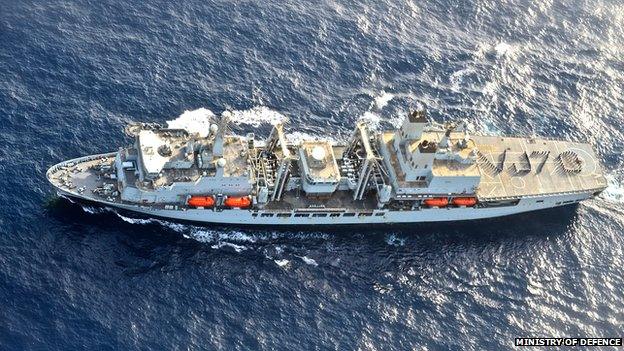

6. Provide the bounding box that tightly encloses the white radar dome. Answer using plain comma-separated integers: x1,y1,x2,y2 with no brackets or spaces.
311,145,326,161
216,158,227,167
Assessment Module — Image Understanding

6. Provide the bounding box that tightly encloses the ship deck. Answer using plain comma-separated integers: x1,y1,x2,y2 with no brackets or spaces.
471,135,606,199
46,153,120,203
47,131,608,212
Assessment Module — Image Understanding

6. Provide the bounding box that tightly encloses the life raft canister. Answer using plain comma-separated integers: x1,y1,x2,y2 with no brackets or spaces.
224,196,251,208
187,196,215,208
423,197,449,207
452,197,478,206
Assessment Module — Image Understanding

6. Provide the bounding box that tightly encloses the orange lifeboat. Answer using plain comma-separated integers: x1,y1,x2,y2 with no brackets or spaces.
423,197,449,207
452,197,477,206
224,196,251,208
187,196,215,208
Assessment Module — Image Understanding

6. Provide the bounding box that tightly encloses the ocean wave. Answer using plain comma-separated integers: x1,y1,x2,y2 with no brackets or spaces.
296,255,319,266
601,173,624,204
385,234,406,247
274,259,290,267
210,242,249,253
229,106,288,127
373,91,395,110
165,106,344,143
165,106,286,136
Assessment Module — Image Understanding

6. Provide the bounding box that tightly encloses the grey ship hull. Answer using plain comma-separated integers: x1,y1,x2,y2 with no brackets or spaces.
47,152,602,226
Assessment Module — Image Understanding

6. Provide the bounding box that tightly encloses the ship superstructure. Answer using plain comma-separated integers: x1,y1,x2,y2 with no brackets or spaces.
47,110,607,225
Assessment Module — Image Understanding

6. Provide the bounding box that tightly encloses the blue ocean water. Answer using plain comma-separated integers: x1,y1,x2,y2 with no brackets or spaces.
1,0,623,349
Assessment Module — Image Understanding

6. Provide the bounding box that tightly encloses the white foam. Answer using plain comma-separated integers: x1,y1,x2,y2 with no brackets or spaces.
165,106,288,135
373,91,395,110
601,174,624,203
274,259,290,267
113,212,188,232
356,14,371,34
450,68,475,92
494,41,514,57
183,228,216,242
186,228,259,244
385,234,405,247
360,111,382,130
211,242,248,252
81,206,105,214
216,230,257,243
163,106,343,144
474,41,517,60
59,194,76,204
230,106,288,127
78,204,188,232
116,213,154,225
297,255,319,266
166,108,215,137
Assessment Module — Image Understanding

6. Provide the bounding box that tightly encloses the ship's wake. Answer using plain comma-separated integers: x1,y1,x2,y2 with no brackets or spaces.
75,202,335,266
165,106,335,143
601,172,624,204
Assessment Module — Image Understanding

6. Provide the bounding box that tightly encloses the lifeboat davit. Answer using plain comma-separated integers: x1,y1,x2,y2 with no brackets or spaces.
452,197,478,206
187,196,215,208
224,196,251,208
423,197,449,207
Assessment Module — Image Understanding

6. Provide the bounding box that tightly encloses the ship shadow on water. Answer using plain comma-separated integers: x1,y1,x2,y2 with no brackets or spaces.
45,197,201,275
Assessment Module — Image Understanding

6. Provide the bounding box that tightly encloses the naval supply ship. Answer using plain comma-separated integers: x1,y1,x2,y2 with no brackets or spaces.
47,110,607,225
